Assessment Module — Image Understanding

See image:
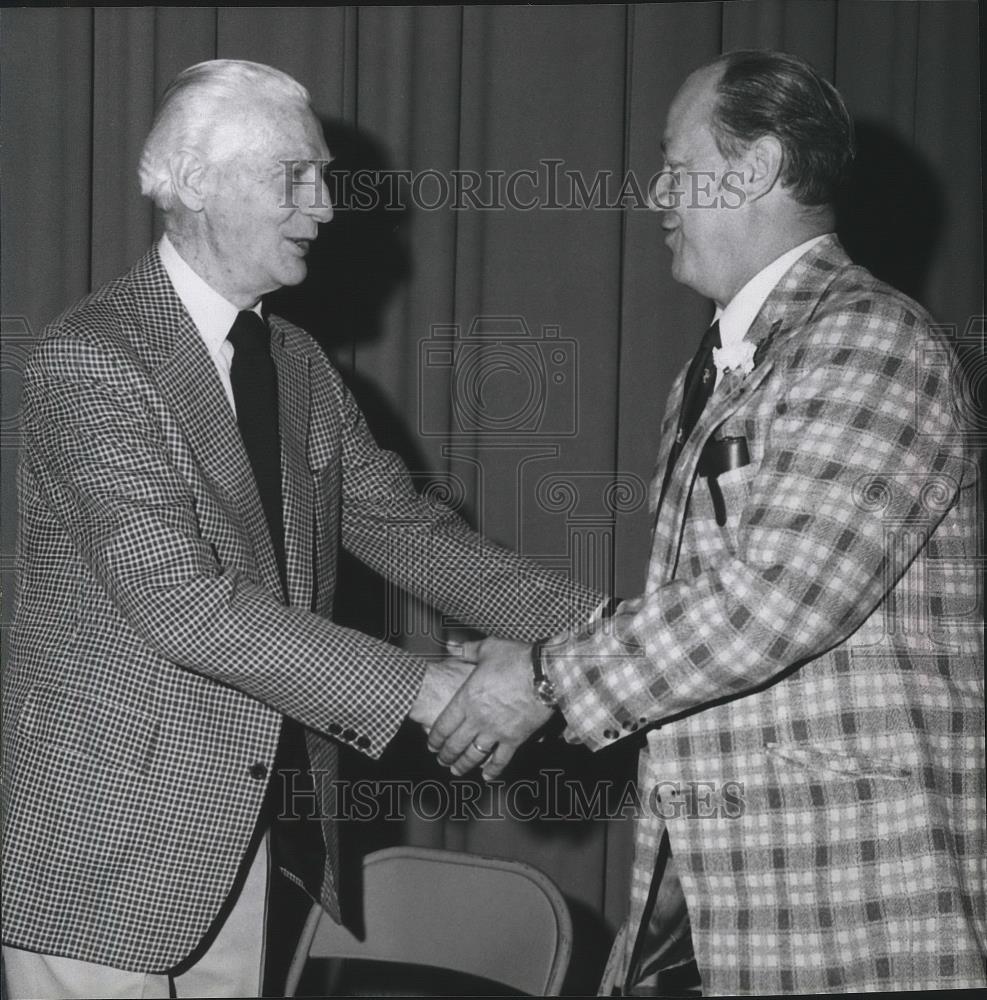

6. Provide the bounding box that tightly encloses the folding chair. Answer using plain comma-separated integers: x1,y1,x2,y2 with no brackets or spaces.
284,846,573,996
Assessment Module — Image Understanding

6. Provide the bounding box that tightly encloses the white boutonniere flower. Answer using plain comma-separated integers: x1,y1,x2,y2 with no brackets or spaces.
712,339,757,377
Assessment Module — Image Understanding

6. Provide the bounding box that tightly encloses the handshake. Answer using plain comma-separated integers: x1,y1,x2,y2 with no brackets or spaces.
408,638,557,782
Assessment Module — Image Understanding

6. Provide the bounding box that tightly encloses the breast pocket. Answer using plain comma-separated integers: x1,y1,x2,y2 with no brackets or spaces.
714,461,757,500
694,462,758,540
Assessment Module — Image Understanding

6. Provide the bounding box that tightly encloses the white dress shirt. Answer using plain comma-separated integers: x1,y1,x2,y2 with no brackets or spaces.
157,234,264,416
712,234,829,385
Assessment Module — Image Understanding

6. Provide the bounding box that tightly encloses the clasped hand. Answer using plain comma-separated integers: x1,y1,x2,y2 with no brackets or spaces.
408,637,554,780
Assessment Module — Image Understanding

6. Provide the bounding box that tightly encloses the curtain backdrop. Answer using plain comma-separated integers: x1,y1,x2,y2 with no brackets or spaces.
2,3,981,990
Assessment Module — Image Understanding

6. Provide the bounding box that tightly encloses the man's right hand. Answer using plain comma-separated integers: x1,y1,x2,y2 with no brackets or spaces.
408,656,476,732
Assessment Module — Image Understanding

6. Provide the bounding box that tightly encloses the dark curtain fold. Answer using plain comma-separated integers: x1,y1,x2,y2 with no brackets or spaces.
2,2,981,988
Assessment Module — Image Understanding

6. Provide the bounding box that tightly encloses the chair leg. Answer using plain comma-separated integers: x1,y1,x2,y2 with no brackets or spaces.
283,904,324,997
324,957,345,995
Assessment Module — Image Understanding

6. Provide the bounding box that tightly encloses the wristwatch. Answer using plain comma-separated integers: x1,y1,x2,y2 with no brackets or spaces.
530,640,558,707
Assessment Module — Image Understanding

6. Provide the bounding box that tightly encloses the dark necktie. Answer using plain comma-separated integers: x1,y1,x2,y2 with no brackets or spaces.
226,312,324,967
656,320,722,514
227,310,287,592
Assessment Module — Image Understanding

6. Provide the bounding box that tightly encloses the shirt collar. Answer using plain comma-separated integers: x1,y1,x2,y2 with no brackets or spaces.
157,235,263,357
713,234,830,349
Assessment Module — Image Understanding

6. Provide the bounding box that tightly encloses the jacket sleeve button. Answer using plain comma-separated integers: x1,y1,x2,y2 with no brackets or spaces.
249,763,268,781
356,735,371,750
328,723,342,735
603,729,618,740
341,728,356,742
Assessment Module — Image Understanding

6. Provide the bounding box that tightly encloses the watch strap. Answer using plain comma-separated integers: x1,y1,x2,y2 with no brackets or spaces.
530,639,558,707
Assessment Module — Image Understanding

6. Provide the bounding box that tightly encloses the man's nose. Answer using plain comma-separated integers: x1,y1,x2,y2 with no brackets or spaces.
305,177,334,223
649,169,681,212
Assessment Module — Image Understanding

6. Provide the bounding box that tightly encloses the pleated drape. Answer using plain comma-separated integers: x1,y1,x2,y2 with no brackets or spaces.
2,2,980,988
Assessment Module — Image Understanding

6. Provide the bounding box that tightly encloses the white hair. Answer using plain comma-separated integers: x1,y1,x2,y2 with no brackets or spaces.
138,59,312,210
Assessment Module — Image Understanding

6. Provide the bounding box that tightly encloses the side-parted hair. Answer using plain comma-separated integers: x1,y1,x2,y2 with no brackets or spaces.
138,59,312,210
710,49,854,207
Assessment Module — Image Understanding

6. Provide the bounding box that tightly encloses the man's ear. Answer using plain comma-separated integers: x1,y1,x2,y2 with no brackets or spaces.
168,149,212,212
736,135,784,204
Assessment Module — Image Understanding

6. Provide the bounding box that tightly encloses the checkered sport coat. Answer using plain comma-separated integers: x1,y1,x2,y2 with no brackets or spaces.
545,237,985,993
1,247,601,972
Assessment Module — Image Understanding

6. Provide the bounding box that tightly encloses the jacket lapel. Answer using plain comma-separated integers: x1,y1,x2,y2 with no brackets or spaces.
123,249,286,600
649,372,686,514
270,318,314,609
651,236,850,580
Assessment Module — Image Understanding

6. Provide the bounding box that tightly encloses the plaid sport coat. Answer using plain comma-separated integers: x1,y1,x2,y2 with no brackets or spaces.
546,237,985,993
1,247,601,972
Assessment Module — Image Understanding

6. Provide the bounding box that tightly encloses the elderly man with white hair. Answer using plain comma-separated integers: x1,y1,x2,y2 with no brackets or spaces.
1,59,601,998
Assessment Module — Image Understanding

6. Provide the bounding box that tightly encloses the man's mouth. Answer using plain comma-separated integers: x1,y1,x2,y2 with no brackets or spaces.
287,237,312,254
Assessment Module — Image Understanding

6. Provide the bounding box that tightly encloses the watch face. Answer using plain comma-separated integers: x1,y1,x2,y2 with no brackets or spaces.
533,677,558,707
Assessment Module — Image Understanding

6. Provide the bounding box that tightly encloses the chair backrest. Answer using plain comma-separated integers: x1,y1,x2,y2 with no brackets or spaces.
285,846,573,996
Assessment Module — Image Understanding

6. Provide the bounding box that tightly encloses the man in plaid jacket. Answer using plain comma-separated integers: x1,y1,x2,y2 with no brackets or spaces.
1,61,601,997
429,51,985,993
